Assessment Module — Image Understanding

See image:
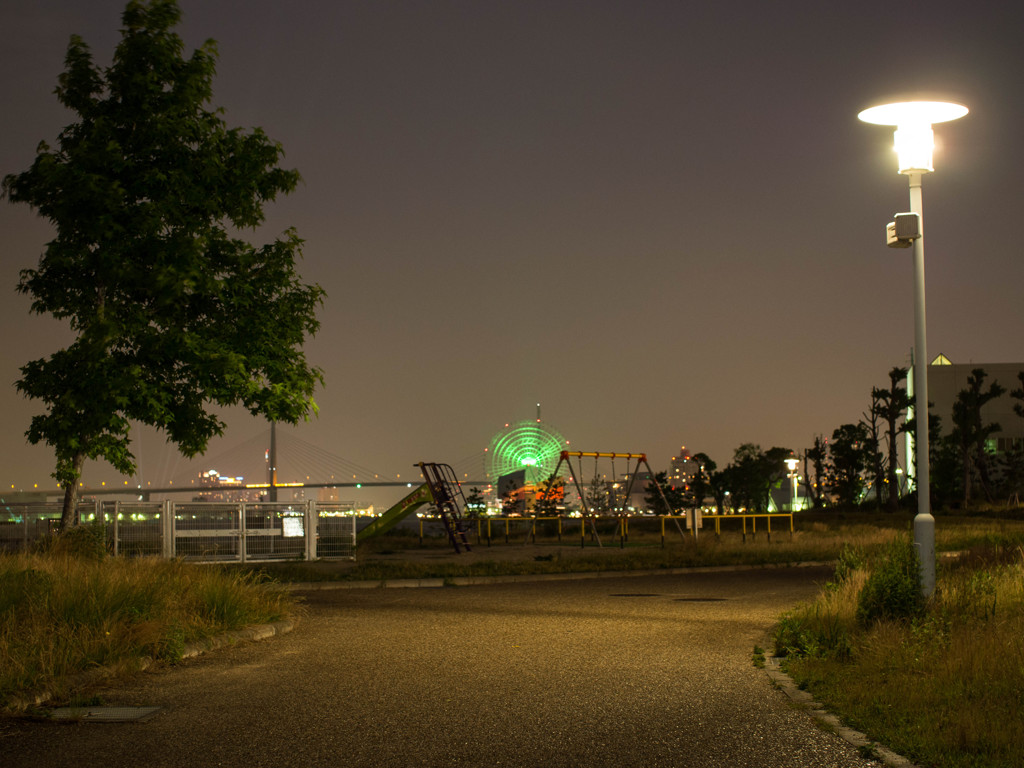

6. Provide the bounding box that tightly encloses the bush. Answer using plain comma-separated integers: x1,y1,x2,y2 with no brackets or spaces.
830,543,867,588
32,523,107,562
773,566,864,660
855,535,925,627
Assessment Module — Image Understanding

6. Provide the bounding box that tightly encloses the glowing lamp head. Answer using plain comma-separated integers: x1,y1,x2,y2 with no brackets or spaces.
858,101,968,174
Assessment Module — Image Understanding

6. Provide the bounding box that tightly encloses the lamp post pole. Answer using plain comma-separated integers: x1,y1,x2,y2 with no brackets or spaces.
907,170,934,595
858,100,968,598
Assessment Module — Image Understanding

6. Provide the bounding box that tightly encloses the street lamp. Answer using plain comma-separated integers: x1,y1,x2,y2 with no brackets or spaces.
858,100,968,597
785,457,800,512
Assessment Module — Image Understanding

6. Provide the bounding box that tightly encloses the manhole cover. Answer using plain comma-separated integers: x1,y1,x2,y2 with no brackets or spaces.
673,597,727,602
50,706,161,723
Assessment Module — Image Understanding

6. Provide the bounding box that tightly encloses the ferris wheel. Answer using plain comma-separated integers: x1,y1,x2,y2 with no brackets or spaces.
485,419,567,486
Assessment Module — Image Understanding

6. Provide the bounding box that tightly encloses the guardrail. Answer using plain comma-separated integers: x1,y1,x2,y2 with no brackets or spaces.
401,512,794,548
0,500,356,562
685,513,794,543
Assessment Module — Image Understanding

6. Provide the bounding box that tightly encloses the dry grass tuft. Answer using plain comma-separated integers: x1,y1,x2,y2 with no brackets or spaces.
0,553,292,712
780,546,1024,768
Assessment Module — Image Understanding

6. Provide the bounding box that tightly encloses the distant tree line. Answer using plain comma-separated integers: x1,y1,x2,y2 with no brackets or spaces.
472,365,1024,517
654,366,1024,515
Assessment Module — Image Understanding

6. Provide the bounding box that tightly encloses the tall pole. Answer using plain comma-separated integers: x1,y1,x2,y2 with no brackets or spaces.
268,421,278,503
858,100,967,600
908,172,935,597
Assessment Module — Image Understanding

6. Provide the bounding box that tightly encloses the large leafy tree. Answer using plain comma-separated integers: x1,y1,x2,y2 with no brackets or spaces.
827,423,872,507
3,1,324,530
725,444,790,513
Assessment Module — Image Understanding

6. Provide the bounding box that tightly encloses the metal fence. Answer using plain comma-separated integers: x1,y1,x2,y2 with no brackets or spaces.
0,499,356,562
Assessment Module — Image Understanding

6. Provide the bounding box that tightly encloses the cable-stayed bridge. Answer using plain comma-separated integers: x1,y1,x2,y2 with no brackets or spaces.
27,426,490,500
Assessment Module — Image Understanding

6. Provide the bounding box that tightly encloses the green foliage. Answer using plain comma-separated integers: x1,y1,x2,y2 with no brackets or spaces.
533,475,565,516
948,368,1005,506
722,444,791,512
643,471,683,514
827,423,873,507
464,487,486,519
751,645,766,668
2,0,324,526
689,453,716,511
0,554,292,709
782,544,1024,768
855,535,925,627
774,608,854,661
31,523,108,562
585,475,610,514
804,436,828,509
872,367,911,512
830,543,867,588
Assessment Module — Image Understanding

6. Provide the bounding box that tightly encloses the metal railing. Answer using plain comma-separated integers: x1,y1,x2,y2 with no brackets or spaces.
396,512,794,548
0,500,356,562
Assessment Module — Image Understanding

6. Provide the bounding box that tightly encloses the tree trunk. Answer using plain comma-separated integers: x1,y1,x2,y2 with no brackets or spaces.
961,443,972,507
976,445,995,503
59,452,85,533
885,420,900,513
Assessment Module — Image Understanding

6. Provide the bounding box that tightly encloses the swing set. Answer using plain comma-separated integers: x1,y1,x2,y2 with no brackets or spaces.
545,451,686,546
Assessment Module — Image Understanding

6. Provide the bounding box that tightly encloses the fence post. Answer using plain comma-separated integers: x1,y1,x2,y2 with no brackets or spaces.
305,500,318,562
239,503,247,563
162,500,174,559
112,500,120,557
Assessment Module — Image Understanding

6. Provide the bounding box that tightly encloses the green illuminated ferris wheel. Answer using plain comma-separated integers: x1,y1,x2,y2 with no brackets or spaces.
485,419,567,485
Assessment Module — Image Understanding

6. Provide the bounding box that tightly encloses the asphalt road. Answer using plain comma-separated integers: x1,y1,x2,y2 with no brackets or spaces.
1,566,883,768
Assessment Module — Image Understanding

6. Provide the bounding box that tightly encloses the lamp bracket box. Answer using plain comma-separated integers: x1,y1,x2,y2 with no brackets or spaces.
886,212,920,248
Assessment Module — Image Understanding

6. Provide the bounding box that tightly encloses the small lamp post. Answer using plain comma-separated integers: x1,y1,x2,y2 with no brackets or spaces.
785,457,800,512
858,100,968,597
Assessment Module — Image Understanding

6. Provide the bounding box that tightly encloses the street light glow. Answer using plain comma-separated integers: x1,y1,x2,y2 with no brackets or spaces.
858,101,968,173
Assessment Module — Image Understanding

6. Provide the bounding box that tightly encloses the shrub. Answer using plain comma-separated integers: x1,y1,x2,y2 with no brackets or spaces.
830,543,867,589
773,566,864,660
32,523,107,561
855,535,925,627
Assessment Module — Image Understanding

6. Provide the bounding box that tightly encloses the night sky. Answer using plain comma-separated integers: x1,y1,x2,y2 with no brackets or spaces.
2,1,1023,499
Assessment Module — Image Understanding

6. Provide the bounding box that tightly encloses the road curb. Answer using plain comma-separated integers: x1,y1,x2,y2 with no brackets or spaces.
5,620,295,715
764,656,920,768
286,560,834,590
180,619,295,659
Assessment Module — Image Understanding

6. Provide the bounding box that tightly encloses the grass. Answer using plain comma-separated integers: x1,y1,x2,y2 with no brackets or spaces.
241,513,1024,584
0,546,292,713
5,510,1024,732
774,536,1024,768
